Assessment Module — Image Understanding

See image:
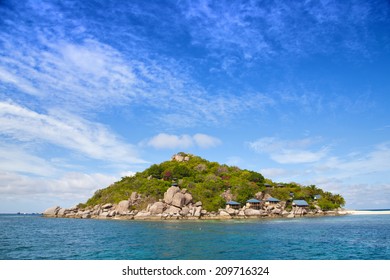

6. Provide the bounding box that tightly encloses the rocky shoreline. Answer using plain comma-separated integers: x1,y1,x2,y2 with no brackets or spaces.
43,184,348,221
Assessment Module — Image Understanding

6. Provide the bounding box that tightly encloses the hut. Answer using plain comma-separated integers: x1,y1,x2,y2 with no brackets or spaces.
226,201,241,210
264,183,272,189
314,194,322,200
266,197,280,204
246,198,262,209
171,182,178,187
292,200,309,207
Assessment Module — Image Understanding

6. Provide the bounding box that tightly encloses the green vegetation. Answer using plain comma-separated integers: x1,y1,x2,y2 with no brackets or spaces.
83,152,345,211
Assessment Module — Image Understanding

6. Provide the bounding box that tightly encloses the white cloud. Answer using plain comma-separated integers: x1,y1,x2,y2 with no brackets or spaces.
249,137,328,164
0,171,118,212
193,133,221,148
0,101,144,164
146,133,221,149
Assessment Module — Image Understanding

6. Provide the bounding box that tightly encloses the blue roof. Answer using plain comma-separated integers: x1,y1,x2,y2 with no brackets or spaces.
314,195,322,199
293,200,309,207
226,201,240,205
247,198,261,203
267,197,280,202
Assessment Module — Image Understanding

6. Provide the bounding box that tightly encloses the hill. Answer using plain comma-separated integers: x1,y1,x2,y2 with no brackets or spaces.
79,152,345,212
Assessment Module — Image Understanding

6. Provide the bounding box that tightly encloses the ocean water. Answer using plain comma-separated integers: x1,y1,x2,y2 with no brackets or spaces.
1,214,389,260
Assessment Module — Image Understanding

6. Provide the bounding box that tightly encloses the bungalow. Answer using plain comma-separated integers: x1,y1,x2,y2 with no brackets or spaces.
246,198,262,209
226,201,241,210
171,182,178,187
266,197,280,204
264,183,272,188
314,194,322,200
292,200,309,207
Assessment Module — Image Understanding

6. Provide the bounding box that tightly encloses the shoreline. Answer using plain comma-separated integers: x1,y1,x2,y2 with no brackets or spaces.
346,210,390,215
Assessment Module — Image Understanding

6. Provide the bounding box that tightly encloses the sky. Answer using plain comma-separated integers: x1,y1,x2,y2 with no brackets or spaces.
1,0,390,213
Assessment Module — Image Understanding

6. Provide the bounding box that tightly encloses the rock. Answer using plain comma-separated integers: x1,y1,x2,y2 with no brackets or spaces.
226,208,236,215
181,188,187,194
201,210,208,215
150,202,166,215
194,206,202,217
82,214,91,219
130,192,138,202
164,186,180,204
99,212,109,218
134,211,151,218
272,209,282,215
164,206,181,214
219,210,231,216
43,206,60,216
281,210,290,216
57,208,67,217
184,156,190,161
108,210,116,217
180,206,190,216
255,192,264,200
102,203,113,209
184,193,193,205
195,201,202,207
263,193,272,201
116,200,130,213
337,210,347,215
238,210,246,216
172,192,185,208
287,213,295,218
244,209,261,216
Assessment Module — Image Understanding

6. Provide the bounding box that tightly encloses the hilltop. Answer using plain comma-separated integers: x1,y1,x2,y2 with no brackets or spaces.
43,152,346,220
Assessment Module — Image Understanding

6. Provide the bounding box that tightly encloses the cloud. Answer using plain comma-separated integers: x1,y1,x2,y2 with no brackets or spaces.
146,133,221,149
0,101,144,164
249,137,328,164
180,0,389,64
193,133,221,148
0,171,118,212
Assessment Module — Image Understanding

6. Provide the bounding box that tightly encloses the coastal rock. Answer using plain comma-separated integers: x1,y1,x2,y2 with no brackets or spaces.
226,207,236,215
164,186,180,204
195,201,202,207
134,211,151,218
219,210,231,216
194,206,202,217
272,209,282,215
102,203,113,209
116,200,130,213
238,210,246,216
244,209,261,216
82,214,91,219
150,202,166,215
57,208,67,217
287,213,295,218
172,192,185,208
164,206,181,214
180,206,190,216
43,206,60,216
183,193,193,205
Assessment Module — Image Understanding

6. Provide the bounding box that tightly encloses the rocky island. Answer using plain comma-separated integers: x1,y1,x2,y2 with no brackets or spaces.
43,153,347,220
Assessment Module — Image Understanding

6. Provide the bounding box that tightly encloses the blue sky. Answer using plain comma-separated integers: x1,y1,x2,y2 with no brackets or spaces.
1,0,390,212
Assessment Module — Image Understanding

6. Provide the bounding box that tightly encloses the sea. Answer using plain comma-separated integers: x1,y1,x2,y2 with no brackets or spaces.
1,213,390,260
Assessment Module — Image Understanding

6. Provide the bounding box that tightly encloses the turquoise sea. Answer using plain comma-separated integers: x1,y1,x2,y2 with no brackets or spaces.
1,214,389,260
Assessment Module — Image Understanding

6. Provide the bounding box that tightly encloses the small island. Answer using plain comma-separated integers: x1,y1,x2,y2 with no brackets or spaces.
43,153,347,220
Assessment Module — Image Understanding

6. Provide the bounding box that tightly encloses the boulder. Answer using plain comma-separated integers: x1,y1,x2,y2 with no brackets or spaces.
244,209,261,216
102,203,113,209
164,186,180,204
238,210,246,216
134,211,151,218
287,213,295,218
130,192,138,202
164,206,181,214
272,208,282,215
172,192,185,208
43,206,60,216
184,193,193,205
116,200,130,213
219,210,231,216
82,214,91,219
180,206,190,216
226,207,236,215
149,202,166,215
195,201,202,207
57,208,67,217
194,206,202,217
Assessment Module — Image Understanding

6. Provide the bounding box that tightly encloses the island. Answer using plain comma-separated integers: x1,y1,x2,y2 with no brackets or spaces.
43,152,347,220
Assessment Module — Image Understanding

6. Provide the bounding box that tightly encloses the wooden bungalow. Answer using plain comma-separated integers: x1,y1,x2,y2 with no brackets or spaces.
246,198,262,209
292,200,309,207
226,201,241,210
